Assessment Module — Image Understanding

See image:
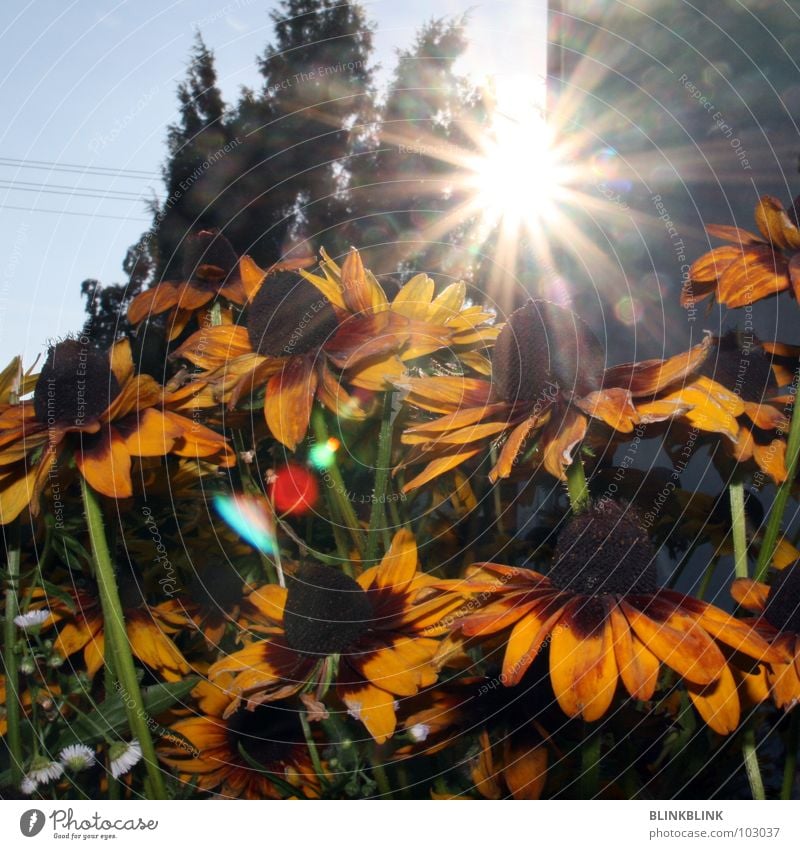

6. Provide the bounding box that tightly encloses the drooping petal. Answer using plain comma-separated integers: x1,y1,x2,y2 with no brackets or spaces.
717,247,789,307
339,680,398,744
609,604,660,701
489,415,542,482
401,449,481,492
620,599,725,685
127,282,180,325
754,195,800,250
109,338,135,385
264,356,318,450
605,336,711,397
686,663,740,734
541,409,587,480
75,429,133,499
501,601,566,686
549,600,618,721
577,387,639,432
118,408,183,457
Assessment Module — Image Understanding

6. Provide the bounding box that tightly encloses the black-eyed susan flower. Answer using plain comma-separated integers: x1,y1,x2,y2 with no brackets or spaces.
36,585,190,682
171,247,483,450
659,331,794,483
456,501,783,734
159,677,320,799
731,565,800,710
683,195,800,309
398,298,712,490
0,337,233,524
127,230,313,341
209,529,464,743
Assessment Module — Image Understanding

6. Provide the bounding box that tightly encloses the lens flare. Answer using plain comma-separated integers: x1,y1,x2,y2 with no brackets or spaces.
213,493,276,555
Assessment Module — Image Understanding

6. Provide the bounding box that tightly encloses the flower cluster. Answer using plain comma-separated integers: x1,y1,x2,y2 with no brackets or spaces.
2,215,800,801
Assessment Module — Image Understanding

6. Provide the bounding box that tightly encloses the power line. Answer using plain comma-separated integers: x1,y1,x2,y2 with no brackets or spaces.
0,179,155,200
0,184,157,203
0,156,160,180
0,203,151,222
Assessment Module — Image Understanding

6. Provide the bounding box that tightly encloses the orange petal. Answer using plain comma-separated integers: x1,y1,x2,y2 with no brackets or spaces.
75,429,133,499
753,438,787,484
172,325,253,370
620,600,725,685
317,363,367,418
341,247,388,316
541,409,587,480
264,356,318,450
340,681,398,744
755,195,800,250
401,449,481,492
606,336,711,397
730,578,768,613
688,245,741,283
577,387,639,432
347,354,406,392
549,601,618,721
403,419,510,447
239,255,266,301
704,224,764,244
504,743,548,800
609,604,660,701
127,282,179,324
501,602,565,686
489,415,541,482
0,463,40,524
119,408,183,457
743,402,788,431
109,338,135,385
717,246,788,307
686,663,740,734
400,376,493,414
374,529,418,593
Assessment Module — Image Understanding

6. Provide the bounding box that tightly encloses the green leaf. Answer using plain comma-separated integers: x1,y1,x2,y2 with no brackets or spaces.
55,677,198,750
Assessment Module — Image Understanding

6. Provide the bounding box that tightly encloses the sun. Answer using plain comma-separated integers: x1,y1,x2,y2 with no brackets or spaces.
470,107,562,230
467,77,567,234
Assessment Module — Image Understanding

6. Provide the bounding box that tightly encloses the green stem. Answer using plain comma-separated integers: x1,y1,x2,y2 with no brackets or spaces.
741,725,765,800
371,757,392,798
299,711,326,788
311,406,365,558
2,522,24,787
80,478,166,799
755,372,800,581
781,711,798,800
729,476,749,579
566,455,590,513
580,726,601,798
365,391,394,566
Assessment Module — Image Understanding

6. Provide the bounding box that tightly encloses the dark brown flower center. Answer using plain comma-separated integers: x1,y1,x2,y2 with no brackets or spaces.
698,332,777,404
182,229,238,287
492,299,605,405
33,340,121,427
226,703,304,765
549,501,657,596
764,565,800,634
283,563,372,656
246,273,340,357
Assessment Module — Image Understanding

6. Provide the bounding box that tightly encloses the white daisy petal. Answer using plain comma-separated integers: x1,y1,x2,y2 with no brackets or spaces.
14,609,51,629
59,743,96,772
109,740,142,779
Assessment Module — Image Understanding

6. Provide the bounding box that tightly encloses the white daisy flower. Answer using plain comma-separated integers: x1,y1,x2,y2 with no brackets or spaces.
59,744,96,772
28,756,64,785
109,739,142,779
13,609,50,629
20,776,38,795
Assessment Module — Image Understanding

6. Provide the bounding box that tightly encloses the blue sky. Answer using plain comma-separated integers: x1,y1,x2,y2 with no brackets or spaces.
0,0,547,365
